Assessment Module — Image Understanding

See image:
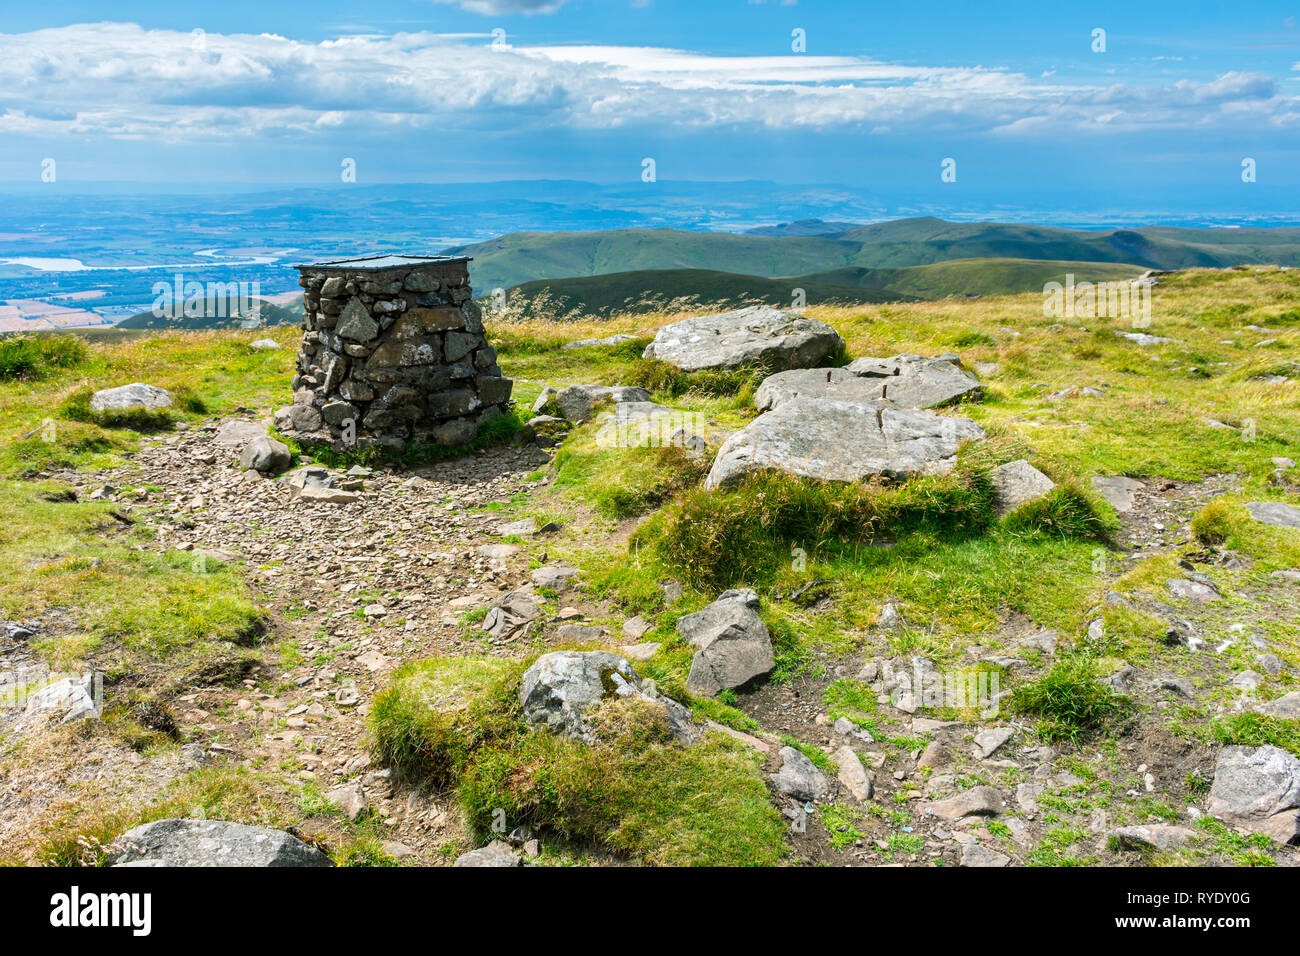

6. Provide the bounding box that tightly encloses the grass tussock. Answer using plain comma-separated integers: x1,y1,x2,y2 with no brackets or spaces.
630,358,767,403
1002,480,1119,542
1010,657,1133,742
0,335,89,382
370,657,522,787
648,460,997,590
1210,712,1300,757
553,442,711,519
369,655,785,866
1190,496,1300,570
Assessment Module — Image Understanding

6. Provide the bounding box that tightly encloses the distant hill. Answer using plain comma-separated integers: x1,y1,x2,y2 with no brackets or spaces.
448,217,1300,292
446,229,859,292
802,257,1147,299
501,268,912,317
745,219,862,237
500,257,1150,317
117,297,298,330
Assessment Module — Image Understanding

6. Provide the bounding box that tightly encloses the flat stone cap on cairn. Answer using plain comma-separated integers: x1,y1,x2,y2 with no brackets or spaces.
277,253,512,454
294,254,472,273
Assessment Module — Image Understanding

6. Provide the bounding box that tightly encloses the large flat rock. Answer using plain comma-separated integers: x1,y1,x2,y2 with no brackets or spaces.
108,819,334,867
1092,475,1144,513
704,396,985,490
1245,501,1300,530
1207,745,1300,844
641,306,844,373
842,354,982,409
754,366,890,413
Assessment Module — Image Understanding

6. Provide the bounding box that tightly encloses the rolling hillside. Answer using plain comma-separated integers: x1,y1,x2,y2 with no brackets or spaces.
449,217,1300,293
501,268,911,317
117,297,298,330
500,258,1150,317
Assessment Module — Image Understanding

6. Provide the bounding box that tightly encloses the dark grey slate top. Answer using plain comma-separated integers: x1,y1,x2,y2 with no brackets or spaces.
295,254,471,273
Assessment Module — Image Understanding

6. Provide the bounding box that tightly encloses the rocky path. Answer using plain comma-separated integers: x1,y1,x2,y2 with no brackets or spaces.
44,411,558,862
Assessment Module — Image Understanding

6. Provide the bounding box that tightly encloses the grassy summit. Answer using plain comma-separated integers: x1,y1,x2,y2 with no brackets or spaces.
1,265,1297,866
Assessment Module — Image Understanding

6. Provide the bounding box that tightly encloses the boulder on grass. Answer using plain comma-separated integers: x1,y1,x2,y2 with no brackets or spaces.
842,354,982,409
518,650,698,744
755,366,890,413
642,306,844,373
991,459,1056,518
89,383,173,413
677,589,775,696
555,385,651,423
704,396,984,490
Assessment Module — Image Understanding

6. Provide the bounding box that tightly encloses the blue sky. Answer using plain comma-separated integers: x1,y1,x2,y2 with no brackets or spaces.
1,0,1298,205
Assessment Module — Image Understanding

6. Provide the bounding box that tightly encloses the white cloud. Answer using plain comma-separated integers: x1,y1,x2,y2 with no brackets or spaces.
0,22,1294,147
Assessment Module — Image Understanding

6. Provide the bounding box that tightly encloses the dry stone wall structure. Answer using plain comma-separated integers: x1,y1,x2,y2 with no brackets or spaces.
279,255,512,452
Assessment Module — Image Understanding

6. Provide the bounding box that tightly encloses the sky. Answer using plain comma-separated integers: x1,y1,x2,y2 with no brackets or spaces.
1,0,1299,207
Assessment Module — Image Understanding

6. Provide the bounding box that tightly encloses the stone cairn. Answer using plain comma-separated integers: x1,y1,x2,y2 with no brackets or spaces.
278,255,513,452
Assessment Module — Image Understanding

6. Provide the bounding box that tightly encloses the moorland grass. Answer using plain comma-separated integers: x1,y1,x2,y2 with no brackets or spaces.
0,335,88,382
1010,657,1133,742
369,654,786,866
0,481,264,672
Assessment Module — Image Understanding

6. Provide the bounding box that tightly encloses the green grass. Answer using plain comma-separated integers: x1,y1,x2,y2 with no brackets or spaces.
0,335,89,382
552,441,710,519
369,657,521,787
648,457,998,591
1010,657,1133,743
1027,825,1094,867
1191,496,1300,570
1194,817,1278,867
823,679,879,732
0,482,264,671
818,803,866,849
1209,713,1300,757
1001,481,1119,542
370,655,786,866
0,328,298,479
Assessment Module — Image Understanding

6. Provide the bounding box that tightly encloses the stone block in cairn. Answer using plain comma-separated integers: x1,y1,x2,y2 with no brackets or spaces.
280,255,512,452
